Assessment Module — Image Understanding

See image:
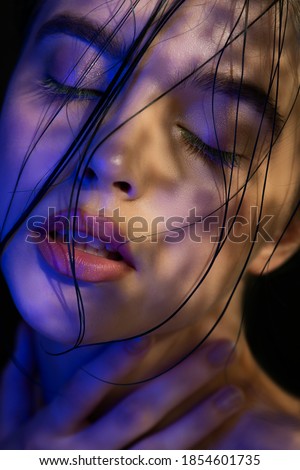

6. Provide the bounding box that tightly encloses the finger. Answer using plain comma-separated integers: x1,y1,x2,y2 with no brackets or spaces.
130,386,245,450
0,323,37,439
211,409,300,450
47,336,151,431
81,339,237,449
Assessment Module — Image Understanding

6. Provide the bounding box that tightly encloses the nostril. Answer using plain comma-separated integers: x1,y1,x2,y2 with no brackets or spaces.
83,167,97,181
113,181,132,194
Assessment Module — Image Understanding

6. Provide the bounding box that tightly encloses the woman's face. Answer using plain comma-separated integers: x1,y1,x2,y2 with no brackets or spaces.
0,0,299,345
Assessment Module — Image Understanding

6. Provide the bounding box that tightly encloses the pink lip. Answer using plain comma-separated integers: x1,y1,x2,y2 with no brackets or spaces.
35,209,135,283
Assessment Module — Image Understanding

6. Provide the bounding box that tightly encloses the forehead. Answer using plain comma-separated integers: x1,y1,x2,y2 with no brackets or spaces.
31,0,296,112
37,0,276,55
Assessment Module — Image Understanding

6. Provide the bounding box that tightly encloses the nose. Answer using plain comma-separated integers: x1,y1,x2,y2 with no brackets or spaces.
83,150,137,198
79,72,170,202
81,111,150,201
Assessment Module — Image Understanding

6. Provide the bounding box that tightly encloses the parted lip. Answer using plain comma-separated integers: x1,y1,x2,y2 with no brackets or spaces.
42,208,136,269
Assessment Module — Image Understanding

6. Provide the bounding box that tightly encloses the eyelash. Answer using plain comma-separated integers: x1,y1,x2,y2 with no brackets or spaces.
39,77,239,168
178,126,239,168
39,76,102,101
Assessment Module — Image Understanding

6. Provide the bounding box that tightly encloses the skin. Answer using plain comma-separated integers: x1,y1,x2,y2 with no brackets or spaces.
0,0,299,449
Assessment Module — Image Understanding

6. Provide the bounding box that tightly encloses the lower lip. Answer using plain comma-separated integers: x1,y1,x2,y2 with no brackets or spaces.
37,236,133,283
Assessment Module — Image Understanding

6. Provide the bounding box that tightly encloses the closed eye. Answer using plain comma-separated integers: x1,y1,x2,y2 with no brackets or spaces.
39,76,103,101
178,126,240,168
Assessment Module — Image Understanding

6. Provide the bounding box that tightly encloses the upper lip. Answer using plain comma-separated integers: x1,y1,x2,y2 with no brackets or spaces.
45,209,136,269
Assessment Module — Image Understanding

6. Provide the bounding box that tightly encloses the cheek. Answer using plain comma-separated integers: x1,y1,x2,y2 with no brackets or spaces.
1,100,81,177
0,91,89,232
1,231,81,344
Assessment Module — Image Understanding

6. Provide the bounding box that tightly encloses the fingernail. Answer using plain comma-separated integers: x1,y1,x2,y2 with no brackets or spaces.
206,340,236,366
124,336,151,355
214,386,244,413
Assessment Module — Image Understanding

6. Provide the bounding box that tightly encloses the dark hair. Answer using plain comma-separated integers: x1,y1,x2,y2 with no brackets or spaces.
0,0,299,394
1,0,39,104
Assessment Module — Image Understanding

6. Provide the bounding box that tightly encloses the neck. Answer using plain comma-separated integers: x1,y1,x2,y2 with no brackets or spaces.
34,286,245,404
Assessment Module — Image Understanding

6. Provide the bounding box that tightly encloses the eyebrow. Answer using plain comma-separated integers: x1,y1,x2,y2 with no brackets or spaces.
35,13,284,135
35,13,126,59
191,70,284,135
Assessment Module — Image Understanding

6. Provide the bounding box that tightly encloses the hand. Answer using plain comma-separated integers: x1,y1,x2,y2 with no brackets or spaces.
0,323,245,450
